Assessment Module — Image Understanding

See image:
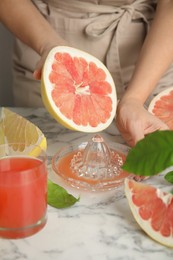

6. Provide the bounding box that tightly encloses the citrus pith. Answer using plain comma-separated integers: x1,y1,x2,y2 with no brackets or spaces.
125,178,173,248
41,46,117,132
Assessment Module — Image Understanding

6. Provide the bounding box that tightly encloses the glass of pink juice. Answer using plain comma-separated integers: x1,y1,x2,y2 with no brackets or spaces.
0,143,48,239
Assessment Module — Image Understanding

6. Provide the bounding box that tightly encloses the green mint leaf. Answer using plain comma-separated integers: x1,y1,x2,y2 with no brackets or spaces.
122,130,173,176
48,179,80,208
164,171,173,184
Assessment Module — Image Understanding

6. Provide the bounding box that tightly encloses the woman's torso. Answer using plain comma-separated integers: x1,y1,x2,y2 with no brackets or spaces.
13,0,160,107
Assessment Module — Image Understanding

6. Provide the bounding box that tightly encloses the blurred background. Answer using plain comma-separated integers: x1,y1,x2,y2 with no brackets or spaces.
0,23,14,106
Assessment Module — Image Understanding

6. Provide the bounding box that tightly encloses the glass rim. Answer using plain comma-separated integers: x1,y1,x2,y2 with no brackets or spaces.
0,142,47,173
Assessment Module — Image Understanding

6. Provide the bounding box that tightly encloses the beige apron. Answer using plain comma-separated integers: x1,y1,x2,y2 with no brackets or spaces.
13,0,173,107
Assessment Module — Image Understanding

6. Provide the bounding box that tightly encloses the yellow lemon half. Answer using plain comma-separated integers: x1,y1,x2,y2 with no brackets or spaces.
0,108,47,156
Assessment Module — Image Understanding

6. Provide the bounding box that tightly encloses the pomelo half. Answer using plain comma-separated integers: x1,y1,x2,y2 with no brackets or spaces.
125,178,173,248
41,46,117,132
0,108,47,156
148,87,173,129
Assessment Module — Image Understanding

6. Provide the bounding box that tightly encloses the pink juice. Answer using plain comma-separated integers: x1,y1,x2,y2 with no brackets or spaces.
0,156,47,238
57,150,131,185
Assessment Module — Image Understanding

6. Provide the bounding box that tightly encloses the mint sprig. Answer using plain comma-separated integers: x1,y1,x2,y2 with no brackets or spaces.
48,179,80,208
122,130,173,181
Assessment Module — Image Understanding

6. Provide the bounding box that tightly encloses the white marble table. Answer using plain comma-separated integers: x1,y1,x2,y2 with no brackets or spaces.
0,107,173,260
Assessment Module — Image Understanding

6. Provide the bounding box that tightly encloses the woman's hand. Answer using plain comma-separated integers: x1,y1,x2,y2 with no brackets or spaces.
115,98,169,147
33,44,56,80
33,47,51,80
115,1,173,147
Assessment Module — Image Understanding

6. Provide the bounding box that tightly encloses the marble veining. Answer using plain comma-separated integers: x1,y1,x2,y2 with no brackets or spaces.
0,107,173,260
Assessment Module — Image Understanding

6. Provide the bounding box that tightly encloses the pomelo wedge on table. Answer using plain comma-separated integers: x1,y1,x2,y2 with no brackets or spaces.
41,46,117,132
125,178,173,248
148,87,173,129
0,108,47,155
